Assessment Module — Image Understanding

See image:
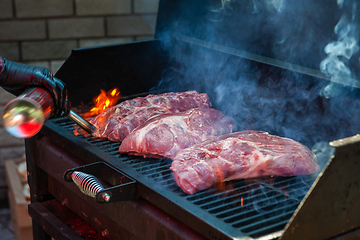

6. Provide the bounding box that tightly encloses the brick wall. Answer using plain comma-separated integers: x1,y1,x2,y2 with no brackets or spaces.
0,0,159,200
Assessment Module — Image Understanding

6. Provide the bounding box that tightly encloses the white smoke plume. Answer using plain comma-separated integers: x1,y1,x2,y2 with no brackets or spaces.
319,1,359,98
221,0,231,9
220,0,285,13
337,0,344,8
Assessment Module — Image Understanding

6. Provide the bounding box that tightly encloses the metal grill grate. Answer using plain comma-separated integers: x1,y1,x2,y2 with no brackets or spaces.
53,117,316,239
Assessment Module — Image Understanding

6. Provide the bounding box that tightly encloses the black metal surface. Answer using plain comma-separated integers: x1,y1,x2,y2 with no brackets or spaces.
45,116,317,239
29,201,86,240
29,200,108,240
55,39,171,107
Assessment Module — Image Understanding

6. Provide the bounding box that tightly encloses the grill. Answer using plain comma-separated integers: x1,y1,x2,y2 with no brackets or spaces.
55,117,316,239
25,0,360,240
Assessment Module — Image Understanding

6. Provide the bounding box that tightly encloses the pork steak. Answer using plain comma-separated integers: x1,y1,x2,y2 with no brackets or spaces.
171,130,319,194
90,91,210,142
119,108,235,159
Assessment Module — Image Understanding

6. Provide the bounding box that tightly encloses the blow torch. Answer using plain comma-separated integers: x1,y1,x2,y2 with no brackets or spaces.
0,57,96,138
2,87,96,138
2,86,96,138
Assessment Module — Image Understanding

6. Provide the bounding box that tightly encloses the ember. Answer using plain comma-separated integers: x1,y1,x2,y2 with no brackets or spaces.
66,218,108,240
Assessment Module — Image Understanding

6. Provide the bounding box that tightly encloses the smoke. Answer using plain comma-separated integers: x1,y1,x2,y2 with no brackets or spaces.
311,141,336,171
251,184,277,213
320,1,360,98
220,0,231,10
154,0,360,148
221,0,285,13
338,0,344,8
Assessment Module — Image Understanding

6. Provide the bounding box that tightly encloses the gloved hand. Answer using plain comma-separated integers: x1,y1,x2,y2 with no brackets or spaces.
0,57,70,117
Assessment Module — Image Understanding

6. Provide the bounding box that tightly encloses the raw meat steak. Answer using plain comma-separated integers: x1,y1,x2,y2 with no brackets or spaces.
171,130,319,194
90,91,210,142
119,108,235,159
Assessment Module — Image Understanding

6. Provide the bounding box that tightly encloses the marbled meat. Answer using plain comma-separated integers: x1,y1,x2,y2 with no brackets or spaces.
90,91,210,142
171,130,319,194
119,108,235,159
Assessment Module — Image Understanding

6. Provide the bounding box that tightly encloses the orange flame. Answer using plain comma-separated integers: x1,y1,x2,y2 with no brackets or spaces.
84,88,121,118
73,88,121,136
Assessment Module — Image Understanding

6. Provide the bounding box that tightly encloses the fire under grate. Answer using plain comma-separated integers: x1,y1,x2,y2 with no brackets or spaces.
53,117,317,239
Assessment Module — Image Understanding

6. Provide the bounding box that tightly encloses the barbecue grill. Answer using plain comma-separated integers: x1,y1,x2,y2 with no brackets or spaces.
25,0,360,239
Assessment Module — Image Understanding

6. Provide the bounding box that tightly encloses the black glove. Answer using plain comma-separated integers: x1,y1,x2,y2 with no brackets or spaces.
0,57,70,117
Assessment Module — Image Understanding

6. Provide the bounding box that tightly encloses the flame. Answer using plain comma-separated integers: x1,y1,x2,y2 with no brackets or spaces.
73,88,121,136
84,88,121,118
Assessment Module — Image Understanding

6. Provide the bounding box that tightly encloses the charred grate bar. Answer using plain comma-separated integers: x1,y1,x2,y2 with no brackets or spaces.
52,117,316,239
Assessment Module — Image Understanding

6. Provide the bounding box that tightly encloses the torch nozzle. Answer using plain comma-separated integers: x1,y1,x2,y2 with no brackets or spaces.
67,109,97,135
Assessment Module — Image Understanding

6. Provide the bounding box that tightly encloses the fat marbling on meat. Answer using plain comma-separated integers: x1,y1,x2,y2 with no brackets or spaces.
119,108,235,159
90,91,210,142
171,130,319,194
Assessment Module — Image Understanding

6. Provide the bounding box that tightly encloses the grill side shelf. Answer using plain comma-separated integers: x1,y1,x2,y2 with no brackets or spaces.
281,136,360,240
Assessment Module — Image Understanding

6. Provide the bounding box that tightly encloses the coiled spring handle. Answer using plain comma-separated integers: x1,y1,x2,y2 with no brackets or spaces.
64,162,137,203
70,171,110,202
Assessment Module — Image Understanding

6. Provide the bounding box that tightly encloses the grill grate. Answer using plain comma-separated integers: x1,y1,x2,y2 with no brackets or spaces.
53,117,316,239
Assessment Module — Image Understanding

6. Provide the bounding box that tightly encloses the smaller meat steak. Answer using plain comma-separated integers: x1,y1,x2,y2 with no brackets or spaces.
171,130,319,194
119,108,235,159
90,91,210,142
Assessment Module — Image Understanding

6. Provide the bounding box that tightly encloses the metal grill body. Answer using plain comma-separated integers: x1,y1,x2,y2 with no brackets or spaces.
26,115,360,240
27,117,316,239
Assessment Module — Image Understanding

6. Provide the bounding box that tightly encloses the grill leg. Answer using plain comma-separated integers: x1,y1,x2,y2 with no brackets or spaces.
26,138,52,240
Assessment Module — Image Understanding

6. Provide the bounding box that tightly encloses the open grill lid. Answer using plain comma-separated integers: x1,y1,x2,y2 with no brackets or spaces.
155,0,358,75
57,0,360,107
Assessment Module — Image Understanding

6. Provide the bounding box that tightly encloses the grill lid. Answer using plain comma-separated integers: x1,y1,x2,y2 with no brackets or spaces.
155,0,356,73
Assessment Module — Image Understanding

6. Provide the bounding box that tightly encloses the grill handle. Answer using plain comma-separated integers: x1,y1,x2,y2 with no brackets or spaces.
68,171,111,202
64,162,137,203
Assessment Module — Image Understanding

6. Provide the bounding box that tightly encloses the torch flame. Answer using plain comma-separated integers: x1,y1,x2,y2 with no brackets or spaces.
84,88,121,118
73,88,121,136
